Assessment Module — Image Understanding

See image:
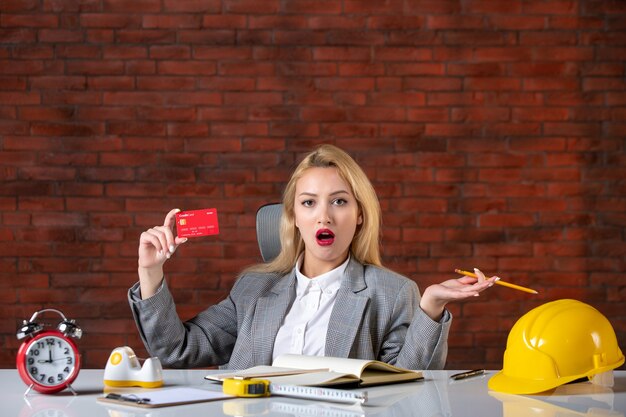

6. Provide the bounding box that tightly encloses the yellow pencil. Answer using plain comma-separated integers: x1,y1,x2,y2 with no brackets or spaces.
454,269,538,294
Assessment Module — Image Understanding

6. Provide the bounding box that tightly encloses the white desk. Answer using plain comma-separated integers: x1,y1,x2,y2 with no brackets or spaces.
4,369,625,417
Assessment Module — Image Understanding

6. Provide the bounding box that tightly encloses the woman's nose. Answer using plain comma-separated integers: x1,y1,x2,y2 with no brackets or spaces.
317,206,331,224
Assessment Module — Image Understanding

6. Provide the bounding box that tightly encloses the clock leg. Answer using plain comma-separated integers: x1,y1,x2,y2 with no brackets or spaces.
23,384,34,397
67,383,78,396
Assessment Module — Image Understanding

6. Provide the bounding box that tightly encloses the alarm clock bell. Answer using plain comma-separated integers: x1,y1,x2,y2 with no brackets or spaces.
103,346,163,388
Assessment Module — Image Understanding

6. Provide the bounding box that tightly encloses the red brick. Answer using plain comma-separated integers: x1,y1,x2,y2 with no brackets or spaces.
88,76,134,90
31,122,103,137
56,45,101,60
307,16,366,29
405,77,462,91
281,0,340,14
149,45,191,59
388,63,445,76
487,15,545,30
224,0,279,13
78,106,136,120
0,0,38,11
520,31,578,45
198,107,247,121
38,29,84,43
367,16,423,30
102,0,161,12
157,60,217,76
1,14,58,28
219,61,275,76
142,15,202,29
480,213,536,227
117,29,176,44
202,14,247,29
513,108,570,121
0,91,40,104
80,13,140,28
249,16,308,30
85,29,114,43
312,46,369,61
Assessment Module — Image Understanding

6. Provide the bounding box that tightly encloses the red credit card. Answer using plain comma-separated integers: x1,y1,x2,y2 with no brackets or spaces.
175,208,219,238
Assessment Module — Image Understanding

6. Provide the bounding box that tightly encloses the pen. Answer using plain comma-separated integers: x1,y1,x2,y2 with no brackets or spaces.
450,369,485,380
454,269,538,294
106,393,151,404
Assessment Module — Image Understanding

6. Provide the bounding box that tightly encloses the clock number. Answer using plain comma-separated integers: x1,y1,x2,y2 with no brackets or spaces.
27,357,34,365
32,349,40,356
66,357,73,364
39,374,46,382
30,367,38,375
46,338,55,345
64,347,70,355
57,373,64,381
64,367,70,373
48,376,55,384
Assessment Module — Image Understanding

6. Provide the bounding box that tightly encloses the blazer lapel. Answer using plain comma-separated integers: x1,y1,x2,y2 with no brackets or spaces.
325,258,369,358
252,270,296,365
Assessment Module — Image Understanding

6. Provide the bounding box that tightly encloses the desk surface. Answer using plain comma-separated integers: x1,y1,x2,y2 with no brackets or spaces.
4,369,625,417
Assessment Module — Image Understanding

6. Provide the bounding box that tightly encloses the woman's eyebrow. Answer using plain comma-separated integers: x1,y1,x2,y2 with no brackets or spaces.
298,190,350,197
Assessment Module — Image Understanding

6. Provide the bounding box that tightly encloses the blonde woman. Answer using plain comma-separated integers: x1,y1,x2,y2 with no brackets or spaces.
130,145,496,369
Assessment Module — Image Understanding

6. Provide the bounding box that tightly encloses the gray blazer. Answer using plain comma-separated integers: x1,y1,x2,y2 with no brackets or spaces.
129,257,451,370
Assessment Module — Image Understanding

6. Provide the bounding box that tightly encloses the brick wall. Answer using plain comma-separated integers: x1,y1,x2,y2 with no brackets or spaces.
1,0,624,371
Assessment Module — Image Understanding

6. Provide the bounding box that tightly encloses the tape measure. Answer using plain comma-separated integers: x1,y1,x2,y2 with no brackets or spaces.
223,378,270,397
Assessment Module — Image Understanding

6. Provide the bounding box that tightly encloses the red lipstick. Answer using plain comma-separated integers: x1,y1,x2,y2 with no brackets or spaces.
315,228,335,246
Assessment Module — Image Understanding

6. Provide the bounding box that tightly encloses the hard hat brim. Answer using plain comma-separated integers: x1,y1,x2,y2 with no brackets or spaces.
488,355,625,395
488,370,585,395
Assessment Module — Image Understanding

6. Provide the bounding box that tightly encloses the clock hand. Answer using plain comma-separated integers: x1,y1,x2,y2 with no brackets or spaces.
36,350,54,364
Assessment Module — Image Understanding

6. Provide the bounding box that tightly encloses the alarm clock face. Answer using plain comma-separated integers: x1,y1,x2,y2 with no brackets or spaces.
17,332,80,393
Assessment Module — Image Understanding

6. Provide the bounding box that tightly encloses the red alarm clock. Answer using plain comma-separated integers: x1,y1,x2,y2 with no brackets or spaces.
16,309,82,395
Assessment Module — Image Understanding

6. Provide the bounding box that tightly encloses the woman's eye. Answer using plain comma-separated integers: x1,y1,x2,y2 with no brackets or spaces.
333,198,347,206
301,200,314,207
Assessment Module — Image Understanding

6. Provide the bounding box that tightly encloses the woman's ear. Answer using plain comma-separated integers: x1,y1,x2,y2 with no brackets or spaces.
357,212,363,225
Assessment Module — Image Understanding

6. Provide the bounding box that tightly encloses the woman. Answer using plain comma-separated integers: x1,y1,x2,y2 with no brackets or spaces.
129,145,496,369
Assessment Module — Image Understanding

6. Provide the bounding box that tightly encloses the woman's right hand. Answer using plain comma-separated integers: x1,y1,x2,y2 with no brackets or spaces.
137,208,188,299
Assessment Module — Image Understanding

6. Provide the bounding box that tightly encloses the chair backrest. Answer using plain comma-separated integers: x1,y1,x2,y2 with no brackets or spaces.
255,203,283,262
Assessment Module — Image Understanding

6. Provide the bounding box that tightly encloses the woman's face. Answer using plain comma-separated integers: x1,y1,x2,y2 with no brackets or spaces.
294,167,362,277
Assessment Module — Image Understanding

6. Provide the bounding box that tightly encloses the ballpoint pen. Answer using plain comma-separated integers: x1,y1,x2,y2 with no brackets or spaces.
105,393,151,404
450,369,485,380
454,269,538,294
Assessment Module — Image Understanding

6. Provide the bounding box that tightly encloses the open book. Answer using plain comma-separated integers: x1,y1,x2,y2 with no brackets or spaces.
205,354,423,387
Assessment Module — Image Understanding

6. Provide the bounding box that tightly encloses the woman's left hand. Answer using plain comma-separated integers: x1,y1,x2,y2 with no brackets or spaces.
419,268,499,321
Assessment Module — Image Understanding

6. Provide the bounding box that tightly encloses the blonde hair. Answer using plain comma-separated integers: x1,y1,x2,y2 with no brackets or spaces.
247,144,382,275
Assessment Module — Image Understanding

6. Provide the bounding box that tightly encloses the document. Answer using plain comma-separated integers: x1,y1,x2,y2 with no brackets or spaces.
206,354,423,387
97,387,233,408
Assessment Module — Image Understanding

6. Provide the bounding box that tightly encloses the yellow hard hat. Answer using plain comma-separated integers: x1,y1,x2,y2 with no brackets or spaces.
489,299,624,394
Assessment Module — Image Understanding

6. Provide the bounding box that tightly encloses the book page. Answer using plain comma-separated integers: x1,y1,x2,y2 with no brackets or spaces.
265,371,358,386
273,354,409,377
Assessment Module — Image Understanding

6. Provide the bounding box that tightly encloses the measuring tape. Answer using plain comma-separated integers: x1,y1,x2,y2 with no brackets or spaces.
223,378,270,397
222,378,368,404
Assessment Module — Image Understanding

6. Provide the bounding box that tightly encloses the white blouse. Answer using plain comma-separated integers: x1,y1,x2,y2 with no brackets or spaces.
271,255,349,361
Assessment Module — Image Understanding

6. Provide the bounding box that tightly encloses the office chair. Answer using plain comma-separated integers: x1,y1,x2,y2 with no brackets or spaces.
256,203,283,262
